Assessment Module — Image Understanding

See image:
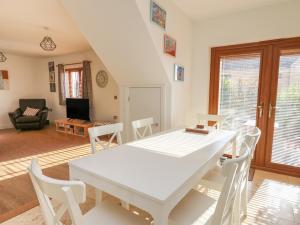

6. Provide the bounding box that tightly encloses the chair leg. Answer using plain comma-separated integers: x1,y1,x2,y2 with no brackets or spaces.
241,183,248,218
233,192,241,225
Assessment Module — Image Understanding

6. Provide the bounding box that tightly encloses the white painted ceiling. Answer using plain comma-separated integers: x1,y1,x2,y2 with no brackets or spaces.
0,0,91,57
172,0,292,21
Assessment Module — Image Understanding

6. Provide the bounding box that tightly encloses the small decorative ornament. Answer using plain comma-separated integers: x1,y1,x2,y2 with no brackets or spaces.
96,70,108,88
0,51,7,62
40,27,56,51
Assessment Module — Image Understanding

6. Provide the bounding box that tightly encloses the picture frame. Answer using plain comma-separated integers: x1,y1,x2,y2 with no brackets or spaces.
174,64,184,81
48,61,55,72
164,34,176,57
150,0,166,30
49,71,55,82
0,70,9,90
50,83,56,92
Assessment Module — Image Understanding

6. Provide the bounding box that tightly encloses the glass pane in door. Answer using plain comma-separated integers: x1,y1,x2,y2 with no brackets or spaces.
271,52,300,167
218,54,261,148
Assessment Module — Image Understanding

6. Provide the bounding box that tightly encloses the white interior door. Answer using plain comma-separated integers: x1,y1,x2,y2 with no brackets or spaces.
128,87,162,139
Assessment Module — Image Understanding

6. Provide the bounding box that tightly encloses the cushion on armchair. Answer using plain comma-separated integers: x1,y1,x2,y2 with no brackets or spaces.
23,107,40,116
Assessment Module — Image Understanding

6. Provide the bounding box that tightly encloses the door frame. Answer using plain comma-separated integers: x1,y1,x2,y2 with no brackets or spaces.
209,37,300,177
209,44,272,169
264,40,300,177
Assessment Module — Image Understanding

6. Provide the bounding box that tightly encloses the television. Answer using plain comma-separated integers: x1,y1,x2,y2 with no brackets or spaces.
66,98,90,121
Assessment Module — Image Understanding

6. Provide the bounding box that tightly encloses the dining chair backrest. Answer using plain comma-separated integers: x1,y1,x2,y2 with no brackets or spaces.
212,144,250,225
244,127,261,158
88,123,123,153
239,127,261,187
196,113,224,129
131,117,153,140
28,159,86,225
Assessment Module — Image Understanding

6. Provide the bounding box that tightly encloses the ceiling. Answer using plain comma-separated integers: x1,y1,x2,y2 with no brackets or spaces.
172,0,292,21
0,0,91,57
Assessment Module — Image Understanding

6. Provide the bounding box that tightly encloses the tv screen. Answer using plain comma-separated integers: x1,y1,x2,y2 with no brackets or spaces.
66,98,90,121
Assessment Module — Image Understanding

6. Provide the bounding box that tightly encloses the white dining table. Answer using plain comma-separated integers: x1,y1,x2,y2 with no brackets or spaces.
69,129,237,225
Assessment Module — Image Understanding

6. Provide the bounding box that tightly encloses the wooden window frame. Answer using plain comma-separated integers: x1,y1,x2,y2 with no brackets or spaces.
209,36,300,177
64,67,83,99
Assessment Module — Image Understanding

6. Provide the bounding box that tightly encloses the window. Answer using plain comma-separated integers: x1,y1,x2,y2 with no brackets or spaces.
64,68,83,98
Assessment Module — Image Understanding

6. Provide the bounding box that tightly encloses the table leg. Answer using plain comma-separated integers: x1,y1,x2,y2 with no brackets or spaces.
153,213,168,225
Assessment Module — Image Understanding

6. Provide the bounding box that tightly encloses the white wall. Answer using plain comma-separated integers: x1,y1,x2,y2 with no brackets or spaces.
0,50,119,129
136,0,193,127
0,54,41,128
36,50,120,122
191,0,300,120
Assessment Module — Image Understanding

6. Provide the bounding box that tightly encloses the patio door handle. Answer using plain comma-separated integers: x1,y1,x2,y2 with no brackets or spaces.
257,105,263,118
269,104,278,118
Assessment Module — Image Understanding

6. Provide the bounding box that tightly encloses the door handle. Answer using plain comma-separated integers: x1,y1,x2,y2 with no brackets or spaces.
269,104,279,118
257,105,263,118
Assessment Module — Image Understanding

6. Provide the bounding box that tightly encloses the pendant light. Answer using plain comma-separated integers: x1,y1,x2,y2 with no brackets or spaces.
40,27,56,51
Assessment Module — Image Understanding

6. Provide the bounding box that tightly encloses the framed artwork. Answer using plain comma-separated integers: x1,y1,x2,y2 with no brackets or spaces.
48,61,56,92
48,61,55,72
174,64,184,81
164,34,176,57
49,71,55,82
150,0,166,29
0,70,9,90
50,83,56,92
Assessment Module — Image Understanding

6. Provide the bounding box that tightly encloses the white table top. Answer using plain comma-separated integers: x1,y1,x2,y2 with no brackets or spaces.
69,129,236,203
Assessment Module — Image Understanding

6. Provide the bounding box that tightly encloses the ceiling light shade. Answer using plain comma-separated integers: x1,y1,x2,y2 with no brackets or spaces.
0,52,7,62
40,36,56,51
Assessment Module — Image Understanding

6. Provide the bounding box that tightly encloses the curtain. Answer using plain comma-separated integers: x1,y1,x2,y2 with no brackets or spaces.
82,61,94,121
57,64,66,105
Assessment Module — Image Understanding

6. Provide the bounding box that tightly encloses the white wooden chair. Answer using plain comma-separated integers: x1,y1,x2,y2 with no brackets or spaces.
28,159,149,225
88,123,123,154
88,123,127,207
169,146,250,225
197,128,261,224
196,113,224,129
239,127,261,218
131,117,153,140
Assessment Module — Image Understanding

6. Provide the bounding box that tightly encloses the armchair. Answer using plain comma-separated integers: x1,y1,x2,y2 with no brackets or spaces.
9,99,49,130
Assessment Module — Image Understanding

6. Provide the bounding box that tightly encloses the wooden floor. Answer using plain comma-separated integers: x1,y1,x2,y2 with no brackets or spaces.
1,126,299,225
0,125,90,223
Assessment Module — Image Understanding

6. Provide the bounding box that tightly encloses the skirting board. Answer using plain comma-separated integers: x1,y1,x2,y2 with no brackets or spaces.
0,124,13,129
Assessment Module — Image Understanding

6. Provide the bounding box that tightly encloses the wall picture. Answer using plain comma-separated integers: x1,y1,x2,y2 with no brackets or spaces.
48,61,55,72
0,70,9,90
174,64,184,81
49,71,55,82
50,83,56,92
48,61,56,92
164,34,176,57
150,0,166,29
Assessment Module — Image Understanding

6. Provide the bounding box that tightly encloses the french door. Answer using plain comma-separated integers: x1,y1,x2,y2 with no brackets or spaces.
210,37,300,177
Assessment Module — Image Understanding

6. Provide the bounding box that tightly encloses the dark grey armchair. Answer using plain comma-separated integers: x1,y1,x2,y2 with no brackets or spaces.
8,99,49,130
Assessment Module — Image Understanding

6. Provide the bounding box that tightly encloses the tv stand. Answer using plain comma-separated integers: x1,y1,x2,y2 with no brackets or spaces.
55,119,93,137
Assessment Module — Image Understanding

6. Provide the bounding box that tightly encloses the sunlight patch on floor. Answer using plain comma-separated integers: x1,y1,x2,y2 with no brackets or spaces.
0,142,114,181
